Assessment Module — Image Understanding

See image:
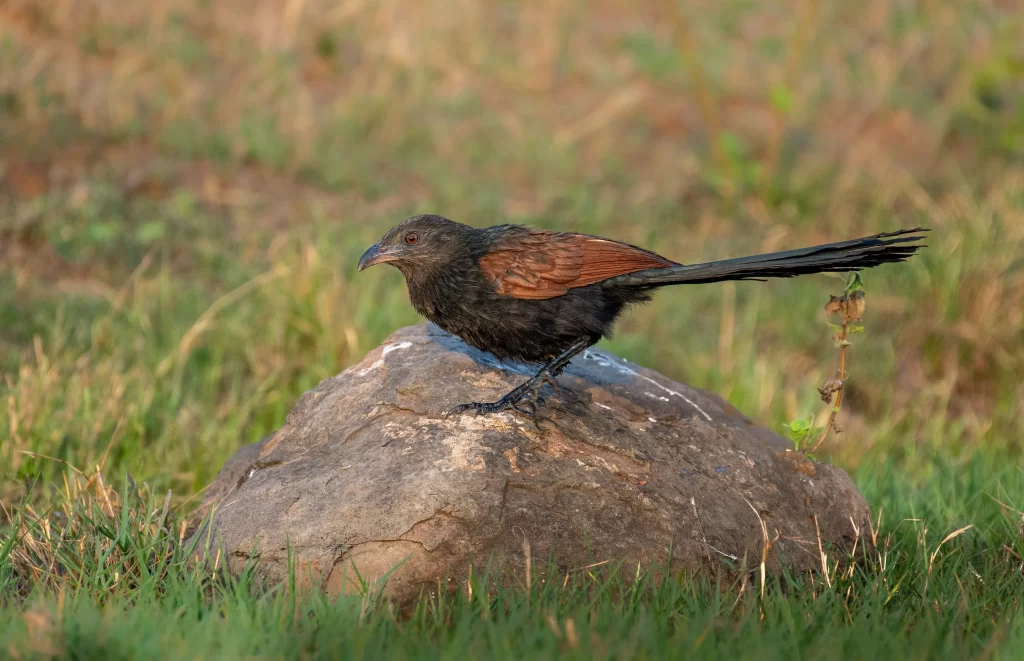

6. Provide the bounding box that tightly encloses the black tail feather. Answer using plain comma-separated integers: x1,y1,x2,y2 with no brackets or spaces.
605,228,929,288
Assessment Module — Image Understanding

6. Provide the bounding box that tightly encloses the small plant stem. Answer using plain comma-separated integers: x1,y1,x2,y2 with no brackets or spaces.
810,321,847,454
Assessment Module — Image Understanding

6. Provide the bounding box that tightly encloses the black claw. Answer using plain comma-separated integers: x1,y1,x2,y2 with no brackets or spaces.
447,378,571,420
446,401,495,417
447,343,589,421
510,404,535,419
446,393,537,419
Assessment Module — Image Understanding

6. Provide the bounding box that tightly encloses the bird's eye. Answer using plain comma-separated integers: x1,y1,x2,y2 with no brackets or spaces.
404,232,418,245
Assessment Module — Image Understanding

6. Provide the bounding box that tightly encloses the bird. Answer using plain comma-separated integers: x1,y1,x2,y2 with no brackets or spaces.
358,214,927,418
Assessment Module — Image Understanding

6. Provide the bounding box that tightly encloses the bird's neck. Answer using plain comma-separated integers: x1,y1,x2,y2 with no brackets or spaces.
402,249,480,321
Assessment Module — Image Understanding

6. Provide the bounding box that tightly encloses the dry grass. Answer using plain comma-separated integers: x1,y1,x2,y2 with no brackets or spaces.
0,0,1014,192
0,1,1023,654
2,461,186,601
0,0,1020,505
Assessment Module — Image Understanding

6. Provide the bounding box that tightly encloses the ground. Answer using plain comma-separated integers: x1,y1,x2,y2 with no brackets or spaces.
1,0,1022,658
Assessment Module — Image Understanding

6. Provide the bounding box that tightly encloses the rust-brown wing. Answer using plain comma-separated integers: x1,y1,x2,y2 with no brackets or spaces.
478,230,675,300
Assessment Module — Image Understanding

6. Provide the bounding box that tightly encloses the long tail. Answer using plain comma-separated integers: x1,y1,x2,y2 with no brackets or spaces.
605,228,929,288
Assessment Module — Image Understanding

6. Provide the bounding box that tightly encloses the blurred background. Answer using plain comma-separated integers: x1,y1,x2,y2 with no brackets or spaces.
1,0,1022,506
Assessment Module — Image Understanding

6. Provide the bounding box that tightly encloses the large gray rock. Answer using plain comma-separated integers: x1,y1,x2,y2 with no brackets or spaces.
192,324,870,601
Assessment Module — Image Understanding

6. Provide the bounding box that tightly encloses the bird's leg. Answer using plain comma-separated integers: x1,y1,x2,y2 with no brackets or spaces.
446,338,591,419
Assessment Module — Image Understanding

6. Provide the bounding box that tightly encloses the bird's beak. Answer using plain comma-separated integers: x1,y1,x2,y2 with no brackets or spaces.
357,242,396,271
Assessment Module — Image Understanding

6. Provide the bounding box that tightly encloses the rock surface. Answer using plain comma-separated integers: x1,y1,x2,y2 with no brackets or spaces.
192,323,871,601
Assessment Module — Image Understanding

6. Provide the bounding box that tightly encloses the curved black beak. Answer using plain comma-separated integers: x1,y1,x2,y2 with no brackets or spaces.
357,242,395,271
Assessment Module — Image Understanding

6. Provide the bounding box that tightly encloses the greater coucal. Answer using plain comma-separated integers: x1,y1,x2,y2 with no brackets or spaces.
358,215,927,418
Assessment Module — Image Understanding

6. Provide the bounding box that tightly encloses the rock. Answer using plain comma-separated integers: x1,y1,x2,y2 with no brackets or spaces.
192,323,871,602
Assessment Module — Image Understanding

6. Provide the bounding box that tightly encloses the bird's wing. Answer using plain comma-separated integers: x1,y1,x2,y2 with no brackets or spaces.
478,230,675,299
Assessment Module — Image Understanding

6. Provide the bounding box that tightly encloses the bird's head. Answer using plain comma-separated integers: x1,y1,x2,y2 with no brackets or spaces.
357,214,472,278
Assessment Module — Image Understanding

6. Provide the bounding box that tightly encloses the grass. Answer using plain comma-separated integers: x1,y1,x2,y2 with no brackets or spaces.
2,0,1024,657
1,455,1021,659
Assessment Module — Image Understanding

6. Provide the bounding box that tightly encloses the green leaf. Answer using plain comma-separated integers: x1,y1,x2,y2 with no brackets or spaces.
785,416,818,447
844,272,865,294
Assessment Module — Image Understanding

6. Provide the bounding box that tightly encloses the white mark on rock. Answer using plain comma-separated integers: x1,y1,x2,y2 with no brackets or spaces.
356,341,413,376
648,417,657,423
382,341,412,356
583,350,713,422
596,403,613,411
356,361,383,376
644,392,670,402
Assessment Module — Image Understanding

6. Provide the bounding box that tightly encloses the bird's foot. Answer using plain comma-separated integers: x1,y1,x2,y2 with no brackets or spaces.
446,369,563,426
445,395,540,419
